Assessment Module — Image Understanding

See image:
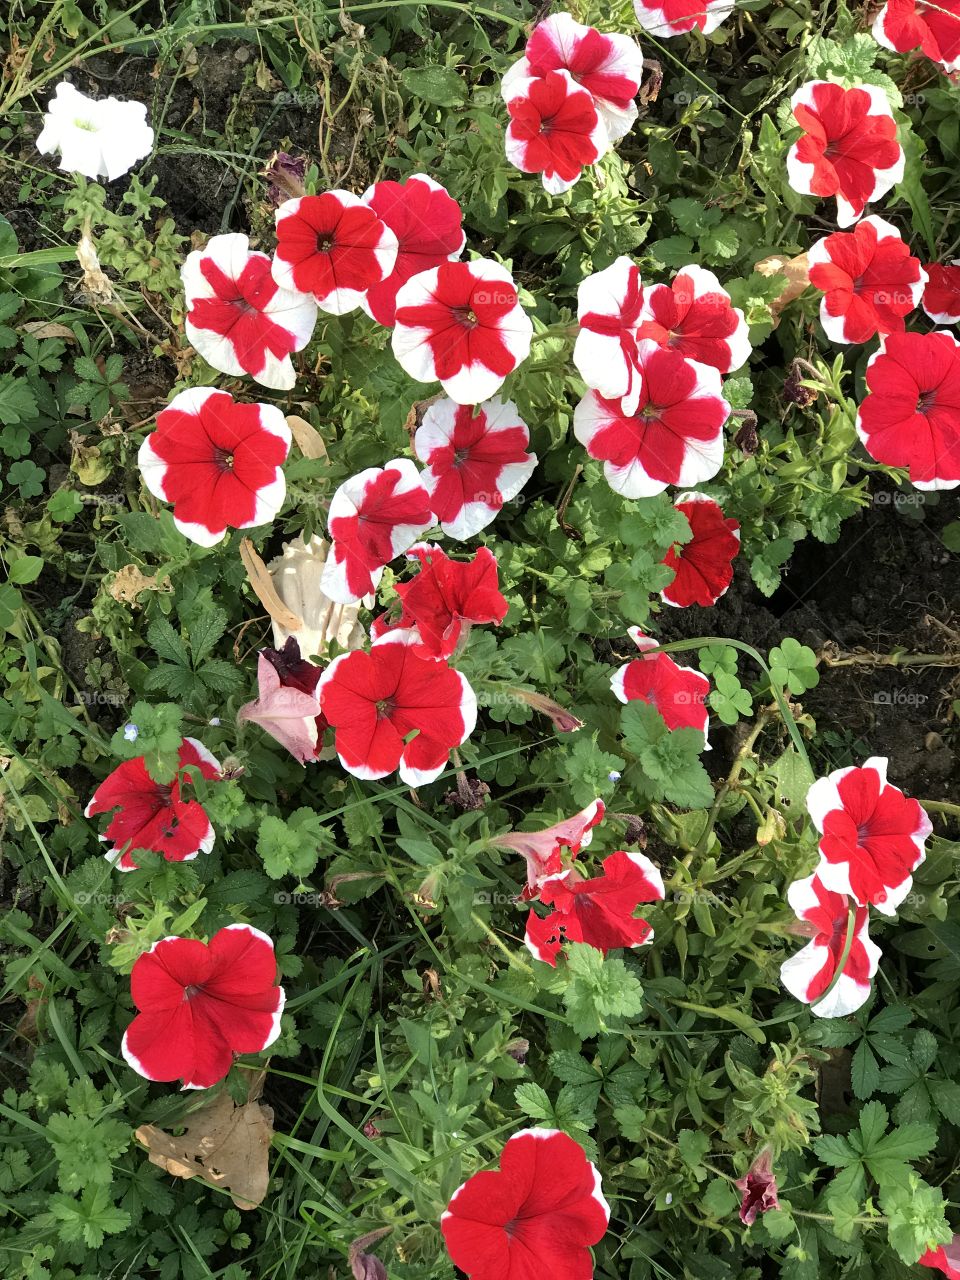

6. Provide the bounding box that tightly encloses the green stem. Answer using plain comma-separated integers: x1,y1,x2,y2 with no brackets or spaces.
810,900,858,1015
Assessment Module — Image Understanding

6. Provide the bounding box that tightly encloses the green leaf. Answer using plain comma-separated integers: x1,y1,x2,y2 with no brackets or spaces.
0,376,38,425
8,555,43,584
515,1082,553,1121
400,64,466,107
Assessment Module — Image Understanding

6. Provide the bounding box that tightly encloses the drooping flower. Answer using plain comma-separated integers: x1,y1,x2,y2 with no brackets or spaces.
734,1149,781,1226
610,628,710,742
779,872,881,1017
392,259,533,404
573,342,730,498
138,388,291,546
36,81,154,181
503,69,608,194
489,799,606,900
413,396,538,540
359,174,466,326
525,850,665,966
441,1128,610,1280
922,261,960,325
573,256,645,410
661,493,741,608
855,329,960,490
320,459,435,604
272,190,398,313
632,0,735,37
501,13,645,144
637,264,751,374
85,738,221,872
317,630,477,786
872,0,960,75
237,646,326,765
181,233,317,390
806,756,932,914
787,81,904,227
920,1236,960,1278
121,924,285,1090
266,534,368,659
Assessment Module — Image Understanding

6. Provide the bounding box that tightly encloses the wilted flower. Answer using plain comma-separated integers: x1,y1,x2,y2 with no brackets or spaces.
267,534,368,659
490,798,605,899
661,494,741,609
734,1147,781,1225
36,81,154,181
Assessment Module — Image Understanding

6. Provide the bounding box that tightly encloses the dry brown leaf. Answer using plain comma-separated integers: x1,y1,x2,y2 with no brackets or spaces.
239,537,304,631
19,321,76,341
76,234,117,306
108,563,172,605
754,251,810,326
286,414,329,461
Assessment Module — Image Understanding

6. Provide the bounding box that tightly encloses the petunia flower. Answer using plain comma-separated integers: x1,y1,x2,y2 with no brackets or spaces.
85,738,221,872
501,13,645,144
734,1148,781,1226
359,174,466,326
787,81,904,228
636,264,751,373
181,232,317,390
610,627,710,743
321,458,435,604
661,492,741,608
872,0,960,75
806,756,932,914
36,81,154,181
272,190,398,313
138,388,291,546
121,924,285,1090
525,849,665,966
503,69,608,194
490,799,606,900
267,534,368,659
392,259,533,404
855,329,960,490
632,0,735,37
922,261,960,325
237,647,326,765
441,1128,610,1280
807,216,927,345
573,256,645,410
779,872,881,1017
573,341,730,498
317,630,477,786
920,1236,960,1278
414,396,538,540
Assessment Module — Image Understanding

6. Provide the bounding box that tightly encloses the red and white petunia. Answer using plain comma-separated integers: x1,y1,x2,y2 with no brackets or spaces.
272,190,398,314
636,264,751,374
807,216,927,344
573,256,645,409
489,799,606,901
922,260,960,325
414,396,537,539
632,0,735,37
320,459,434,604
359,174,466,327
181,232,317,390
787,81,904,228
138,388,291,546
920,1236,960,1278
85,738,221,872
661,493,741,609
501,13,645,144
122,924,285,1090
503,69,608,194
872,0,960,75
573,342,729,497
610,628,710,744
317,630,477,786
806,756,932,914
779,872,881,1018
525,850,665,967
441,1128,609,1280
238,644,326,765
855,329,960,490
392,259,533,404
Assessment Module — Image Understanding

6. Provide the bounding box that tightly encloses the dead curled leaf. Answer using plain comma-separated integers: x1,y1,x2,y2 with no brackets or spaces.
754,252,810,327
286,414,329,461
19,320,76,341
239,537,304,632
108,563,172,605
76,233,117,306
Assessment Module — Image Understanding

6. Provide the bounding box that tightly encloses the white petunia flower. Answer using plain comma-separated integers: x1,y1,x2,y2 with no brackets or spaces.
36,82,154,182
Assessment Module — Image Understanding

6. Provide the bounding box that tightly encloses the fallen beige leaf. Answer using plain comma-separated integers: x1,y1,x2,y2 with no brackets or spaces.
239,537,304,632
108,563,172,605
754,252,810,326
286,415,329,461
19,321,76,341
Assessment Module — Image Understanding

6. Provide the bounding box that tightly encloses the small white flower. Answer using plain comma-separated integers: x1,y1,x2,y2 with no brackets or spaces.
36,82,154,182
608,770,622,782
123,723,139,742
665,1192,673,1205
208,717,221,727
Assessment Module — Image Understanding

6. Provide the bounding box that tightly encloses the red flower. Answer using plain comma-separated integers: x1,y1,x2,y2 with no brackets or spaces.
85,737,221,872
574,256,645,409
272,190,398,314
374,544,508,659
873,0,960,74
610,628,710,743
734,1149,781,1226
573,342,729,498
632,0,734,36
661,493,741,608
787,81,904,227
504,69,607,194
525,850,665,967
441,1128,609,1280
181,232,317,390
856,329,960,490
321,459,435,603
922,261,960,324
636,264,751,373
806,755,932,913
490,799,606,901
238,642,327,765
779,872,880,1017
138,388,291,546
414,396,537,540
122,924,285,1090
317,631,477,785
392,259,533,404
920,1236,960,1278
807,216,926,344
359,174,465,326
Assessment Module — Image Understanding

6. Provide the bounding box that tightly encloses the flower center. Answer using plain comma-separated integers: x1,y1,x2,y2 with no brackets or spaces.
316,232,335,253
639,402,662,422
73,117,99,132
375,697,396,719
213,447,236,470
453,446,471,466
183,984,203,1001
453,304,479,329
917,389,937,414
